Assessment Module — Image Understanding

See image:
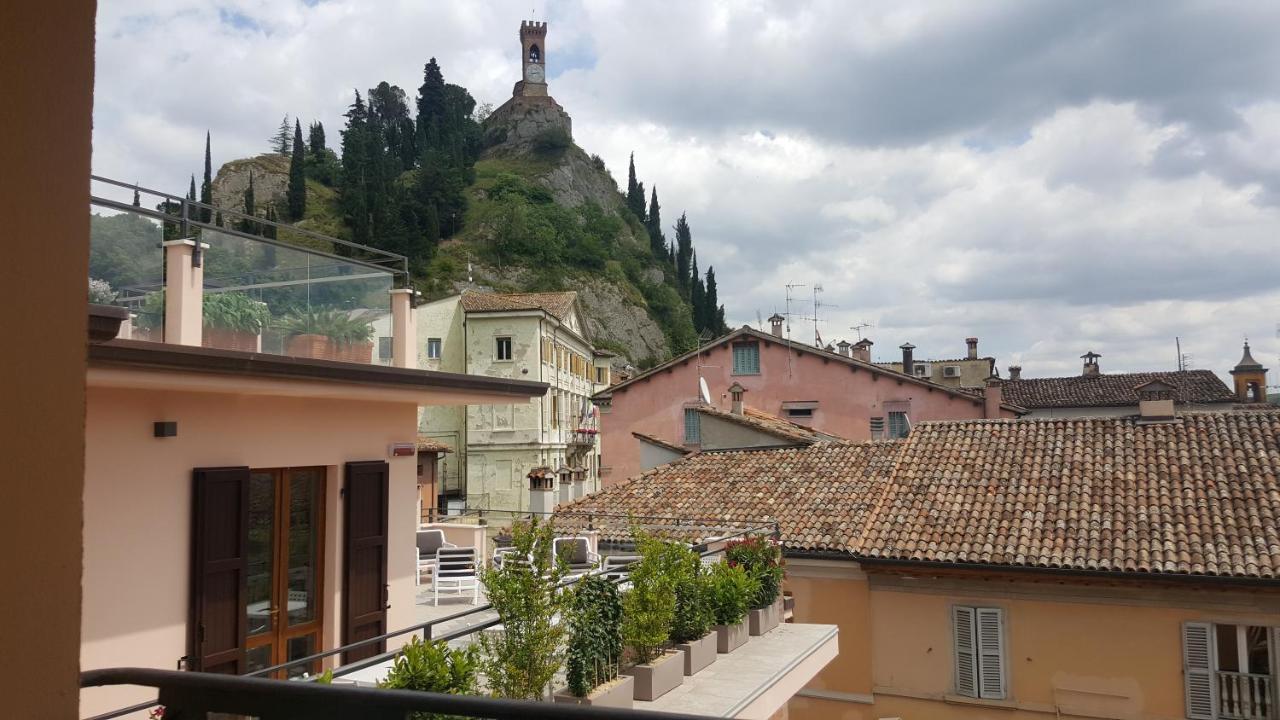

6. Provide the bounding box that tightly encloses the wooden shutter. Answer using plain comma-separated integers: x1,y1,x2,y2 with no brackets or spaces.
1183,621,1216,720
190,467,249,674
953,606,978,698
343,461,389,664
976,607,1006,699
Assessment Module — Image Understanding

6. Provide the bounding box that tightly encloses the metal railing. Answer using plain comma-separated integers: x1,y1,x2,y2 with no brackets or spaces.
84,512,778,720
1219,671,1274,720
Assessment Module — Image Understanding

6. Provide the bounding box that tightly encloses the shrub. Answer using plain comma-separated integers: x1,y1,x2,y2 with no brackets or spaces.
476,517,570,700
565,575,624,697
379,636,479,719
89,278,117,304
532,127,571,155
279,308,373,345
725,535,784,609
708,561,757,626
621,532,677,665
133,291,165,331
671,554,715,644
202,292,269,333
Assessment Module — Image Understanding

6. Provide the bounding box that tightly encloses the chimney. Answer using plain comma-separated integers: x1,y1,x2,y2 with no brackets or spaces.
966,337,979,360
983,378,1003,419
836,340,852,357
1008,365,1022,381
528,467,556,516
900,343,916,377
1081,351,1101,377
768,313,785,338
729,382,746,415
852,339,873,363
1135,380,1177,421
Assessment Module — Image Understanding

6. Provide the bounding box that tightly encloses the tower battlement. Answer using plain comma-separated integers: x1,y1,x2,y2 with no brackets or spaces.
520,20,547,38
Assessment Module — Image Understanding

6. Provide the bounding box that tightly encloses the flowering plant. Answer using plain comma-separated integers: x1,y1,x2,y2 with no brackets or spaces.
724,535,784,609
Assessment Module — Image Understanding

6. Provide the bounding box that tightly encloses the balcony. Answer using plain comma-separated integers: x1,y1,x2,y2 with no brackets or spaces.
1219,671,1274,720
88,177,413,366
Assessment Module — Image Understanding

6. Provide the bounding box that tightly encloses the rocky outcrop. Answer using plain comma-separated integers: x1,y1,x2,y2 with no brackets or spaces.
576,277,670,364
210,154,289,216
483,95,572,150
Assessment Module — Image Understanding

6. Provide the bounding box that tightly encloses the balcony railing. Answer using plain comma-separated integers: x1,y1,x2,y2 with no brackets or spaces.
1219,671,1274,720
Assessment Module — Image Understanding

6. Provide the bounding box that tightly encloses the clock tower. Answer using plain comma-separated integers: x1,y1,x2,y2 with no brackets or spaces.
517,20,548,97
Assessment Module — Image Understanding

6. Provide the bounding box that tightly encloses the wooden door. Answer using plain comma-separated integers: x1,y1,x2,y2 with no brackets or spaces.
343,461,389,664
190,467,249,674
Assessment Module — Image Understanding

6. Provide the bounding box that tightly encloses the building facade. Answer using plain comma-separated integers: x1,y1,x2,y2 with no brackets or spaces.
874,336,998,389
417,291,610,511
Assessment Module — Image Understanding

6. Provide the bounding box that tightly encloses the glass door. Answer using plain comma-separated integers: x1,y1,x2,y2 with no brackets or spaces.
245,467,326,678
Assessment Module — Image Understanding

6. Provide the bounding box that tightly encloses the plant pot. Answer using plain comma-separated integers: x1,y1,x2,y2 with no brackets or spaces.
749,598,782,636
203,327,260,353
783,593,795,621
675,632,717,676
336,340,372,364
553,675,634,708
624,649,684,701
715,621,748,653
286,333,338,360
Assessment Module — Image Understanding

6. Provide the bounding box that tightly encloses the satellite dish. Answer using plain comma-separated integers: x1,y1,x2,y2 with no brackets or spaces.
699,377,712,404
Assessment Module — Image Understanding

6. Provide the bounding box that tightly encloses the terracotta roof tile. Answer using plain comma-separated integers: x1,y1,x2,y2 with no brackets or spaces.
631,431,691,456
416,434,454,453
459,290,577,320
1001,370,1233,409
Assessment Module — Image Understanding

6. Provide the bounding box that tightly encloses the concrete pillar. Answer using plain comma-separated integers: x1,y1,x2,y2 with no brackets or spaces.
390,288,417,369
163,239,207,346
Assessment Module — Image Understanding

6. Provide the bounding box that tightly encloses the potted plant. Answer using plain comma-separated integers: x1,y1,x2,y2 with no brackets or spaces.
726,535,785,636
620,533,682,701
671,548,717,676
554,575,632,707
708,560,757,653
378,636,478,719
201,292,268,352
280,308,374,363
476,517,570,701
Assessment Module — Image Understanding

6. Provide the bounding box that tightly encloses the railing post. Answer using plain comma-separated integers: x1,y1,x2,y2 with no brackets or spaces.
389,288,417,369
162,236,207,347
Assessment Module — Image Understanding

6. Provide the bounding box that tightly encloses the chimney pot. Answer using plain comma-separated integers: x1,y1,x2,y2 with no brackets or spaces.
729,382,746,415
852,339,873,363
966,337,979,360
1135,380,1177,421
768,313,785,338
1081,351,1101,377
900,343,916,377
1008,365,1022,381
836,340,852,357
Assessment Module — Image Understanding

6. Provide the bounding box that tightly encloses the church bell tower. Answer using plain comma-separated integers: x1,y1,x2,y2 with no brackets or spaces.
517,21,548,97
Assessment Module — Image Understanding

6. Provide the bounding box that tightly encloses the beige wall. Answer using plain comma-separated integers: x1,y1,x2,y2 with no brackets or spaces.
700,413,804,451
788,562,1280,720
0,1,95,717
81,384,421,717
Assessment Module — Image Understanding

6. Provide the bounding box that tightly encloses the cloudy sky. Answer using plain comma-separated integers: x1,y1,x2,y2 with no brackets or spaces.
94,0,1280,380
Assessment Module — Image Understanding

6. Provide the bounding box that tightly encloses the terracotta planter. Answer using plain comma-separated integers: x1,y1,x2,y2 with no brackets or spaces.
715,621,749,653
336,340,373,364
285,333,338,360
203,326,260,353
749,597,782,636
675,632,717,676
624,649,684,701
553,675,634,708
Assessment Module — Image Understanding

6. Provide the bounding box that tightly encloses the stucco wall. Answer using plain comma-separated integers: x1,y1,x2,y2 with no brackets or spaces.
81,385,421,717
638,440,687,471
700,412,803,450
601,338,1012,484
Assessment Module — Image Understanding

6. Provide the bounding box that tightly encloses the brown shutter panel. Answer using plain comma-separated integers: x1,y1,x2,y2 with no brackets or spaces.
190,467,250,674
343,461,389,664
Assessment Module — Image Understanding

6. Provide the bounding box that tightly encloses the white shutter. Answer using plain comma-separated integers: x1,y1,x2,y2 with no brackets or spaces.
976,608,1007,699
953,606,978,698
1182,622,1216,720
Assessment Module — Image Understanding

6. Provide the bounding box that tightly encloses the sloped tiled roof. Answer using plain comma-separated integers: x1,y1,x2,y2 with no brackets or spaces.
459,291,577,320
861,412,1280,579
560,442,903,553
695,405,840,446
560,410,1280,580
416,434,454,453
1000,370,1234,409
631,431,691,456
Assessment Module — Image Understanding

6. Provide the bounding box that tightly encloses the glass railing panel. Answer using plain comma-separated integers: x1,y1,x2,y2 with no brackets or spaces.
88,203,168,342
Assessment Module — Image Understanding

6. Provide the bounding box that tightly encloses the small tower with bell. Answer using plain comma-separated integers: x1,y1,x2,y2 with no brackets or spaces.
517,21,548,97
1230,340,1268,403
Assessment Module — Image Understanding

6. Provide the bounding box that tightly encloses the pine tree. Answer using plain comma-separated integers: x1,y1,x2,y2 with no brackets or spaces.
288,119,307,220
674,213,693,296
200,131,213,222
646,187,664,257
271,114,292,154
340,91,371,246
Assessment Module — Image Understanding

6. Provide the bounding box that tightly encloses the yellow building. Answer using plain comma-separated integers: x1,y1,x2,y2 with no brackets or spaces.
562,405,1280,720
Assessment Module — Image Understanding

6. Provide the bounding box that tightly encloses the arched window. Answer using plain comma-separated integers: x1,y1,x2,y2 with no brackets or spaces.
528,44,541,63
1249,381,1262,402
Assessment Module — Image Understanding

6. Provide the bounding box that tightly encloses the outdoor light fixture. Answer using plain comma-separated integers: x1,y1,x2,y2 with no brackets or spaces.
389,442,416,458
154,421,177,438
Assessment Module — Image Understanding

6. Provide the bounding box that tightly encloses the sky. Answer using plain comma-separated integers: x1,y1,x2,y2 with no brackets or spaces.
93,0,1280,380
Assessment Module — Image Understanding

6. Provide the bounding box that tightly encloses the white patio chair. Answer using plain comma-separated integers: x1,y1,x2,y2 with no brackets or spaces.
416,529,455,587
602,554,640,584
434,546,479,606
553,536,600,577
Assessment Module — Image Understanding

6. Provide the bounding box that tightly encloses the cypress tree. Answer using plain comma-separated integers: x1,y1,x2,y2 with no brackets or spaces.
132,186,140,207
674,213,693,295
288,119,307,220
416,58,446,153
308,121,326,158
215,210,223,227
626,152,641,219
188,175,197,207
200,131,213,222
633,181,646,224
424,202,441,244
239,171,257,235
705,266,724,333
646,187,664,257
271,115,292,154
340,91,371,246
689,252,705,331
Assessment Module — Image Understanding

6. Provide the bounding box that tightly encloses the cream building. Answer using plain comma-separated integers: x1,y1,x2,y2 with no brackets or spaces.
417,291,610,511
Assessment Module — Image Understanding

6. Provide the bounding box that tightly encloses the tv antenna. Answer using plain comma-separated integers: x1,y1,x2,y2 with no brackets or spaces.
851,321,874,340
812,284,837,347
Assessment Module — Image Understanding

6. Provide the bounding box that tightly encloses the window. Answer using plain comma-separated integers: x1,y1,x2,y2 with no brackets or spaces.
551,394,559,429
378,336,393,360
953,606,1005,700
888,411,910,438
595,366,609,384
426,338,441,360
870,416,885,439
1183,622,1276,720
496,337,512,361
732,342,760,375
786,408,814,419
684,408,702,444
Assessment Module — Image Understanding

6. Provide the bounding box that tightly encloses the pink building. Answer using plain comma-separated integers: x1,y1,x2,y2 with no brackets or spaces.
595,325,1021,485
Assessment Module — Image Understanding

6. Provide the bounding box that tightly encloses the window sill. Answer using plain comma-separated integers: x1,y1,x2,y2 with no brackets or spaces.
943,694,1015,710
730,372,761,376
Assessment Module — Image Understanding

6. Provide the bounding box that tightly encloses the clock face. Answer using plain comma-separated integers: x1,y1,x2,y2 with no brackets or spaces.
525,63,545,83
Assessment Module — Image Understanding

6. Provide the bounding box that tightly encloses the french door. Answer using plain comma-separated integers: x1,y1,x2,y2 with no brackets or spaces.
245,467,326,678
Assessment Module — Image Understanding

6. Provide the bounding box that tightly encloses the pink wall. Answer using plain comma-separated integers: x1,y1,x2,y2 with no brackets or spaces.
600,337,1014,485
81,383,421,718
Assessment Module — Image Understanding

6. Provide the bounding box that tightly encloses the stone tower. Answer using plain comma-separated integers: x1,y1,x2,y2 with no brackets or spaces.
1230,341,1268,403
517,21,548,98
483,19,572,148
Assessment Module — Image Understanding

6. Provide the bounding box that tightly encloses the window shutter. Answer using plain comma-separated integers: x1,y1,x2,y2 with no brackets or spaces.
190,466,250,674
1183,622,1216,720
953,606,978,698
976,607,1006,699
343,461,389,665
